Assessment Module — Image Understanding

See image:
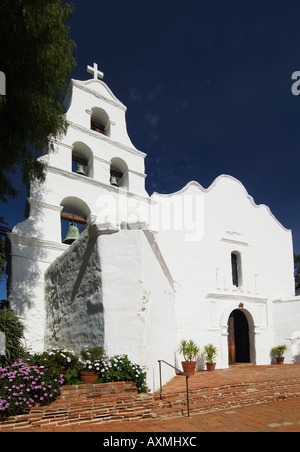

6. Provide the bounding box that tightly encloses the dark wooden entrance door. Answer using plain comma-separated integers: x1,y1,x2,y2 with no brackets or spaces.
228,309,250,364
228,314,236,365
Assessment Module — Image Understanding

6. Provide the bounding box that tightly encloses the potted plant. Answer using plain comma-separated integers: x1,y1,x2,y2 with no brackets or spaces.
203,344,217,371
78,346,105,383
178,339,200,376
78,359,101,383
271,345,288,365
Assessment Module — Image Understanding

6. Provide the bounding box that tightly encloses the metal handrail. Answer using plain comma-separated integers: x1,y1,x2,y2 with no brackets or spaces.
158,360,190,417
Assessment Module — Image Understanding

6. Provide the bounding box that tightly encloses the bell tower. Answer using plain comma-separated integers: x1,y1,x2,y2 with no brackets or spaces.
18,62,151,244
50,62,148,194
7,64,151,352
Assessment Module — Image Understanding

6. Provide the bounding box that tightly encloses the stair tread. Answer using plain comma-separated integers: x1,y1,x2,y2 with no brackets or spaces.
2,365,300,430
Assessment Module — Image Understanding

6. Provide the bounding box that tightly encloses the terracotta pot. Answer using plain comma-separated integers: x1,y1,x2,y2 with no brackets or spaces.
275,357,284,365
206,362,216,371
78,371,99,384
181,361,197,376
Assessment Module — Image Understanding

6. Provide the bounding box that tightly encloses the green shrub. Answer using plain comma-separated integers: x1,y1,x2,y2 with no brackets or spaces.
28,349,79,380
0,307,25,365
97,354,147,393
178,339,200,361
79,345,105,362
203,344,218,363
271,345,288,357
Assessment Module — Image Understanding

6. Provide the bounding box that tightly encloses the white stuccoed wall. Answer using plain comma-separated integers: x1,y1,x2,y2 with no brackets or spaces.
152,176,295,368
99,226,176,391
273,297,300,363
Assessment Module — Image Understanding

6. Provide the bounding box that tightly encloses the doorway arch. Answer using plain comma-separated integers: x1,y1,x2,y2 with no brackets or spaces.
228,309,251,364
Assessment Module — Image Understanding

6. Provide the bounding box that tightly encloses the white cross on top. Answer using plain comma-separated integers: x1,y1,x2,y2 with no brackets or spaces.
87,63,104,80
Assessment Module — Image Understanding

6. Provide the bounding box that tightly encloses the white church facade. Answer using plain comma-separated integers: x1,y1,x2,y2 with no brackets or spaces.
6,65,300,392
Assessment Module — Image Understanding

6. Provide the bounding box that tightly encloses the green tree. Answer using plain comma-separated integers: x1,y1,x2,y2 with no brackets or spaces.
0,304,25,365
0,219,10,279
0,0,76,202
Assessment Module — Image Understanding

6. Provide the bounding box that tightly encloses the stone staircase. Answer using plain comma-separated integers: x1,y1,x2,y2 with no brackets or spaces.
153,374,300,419
1,364,300,430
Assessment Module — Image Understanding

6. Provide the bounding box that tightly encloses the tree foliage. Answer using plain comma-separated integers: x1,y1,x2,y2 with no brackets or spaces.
0,304,25,365
0,0,76,202
0,218,10,279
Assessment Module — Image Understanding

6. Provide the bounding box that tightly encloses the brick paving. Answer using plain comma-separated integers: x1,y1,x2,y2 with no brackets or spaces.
1,364,300,432
58,399,300,432
7,398,298,432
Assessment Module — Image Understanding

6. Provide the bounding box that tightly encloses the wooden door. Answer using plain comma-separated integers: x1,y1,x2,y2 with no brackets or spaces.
228,310,250,365
228,314,236,365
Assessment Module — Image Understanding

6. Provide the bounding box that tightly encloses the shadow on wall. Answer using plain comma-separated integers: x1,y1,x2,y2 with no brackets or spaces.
269,353,300,364
293,354,300,363
44,228,104,353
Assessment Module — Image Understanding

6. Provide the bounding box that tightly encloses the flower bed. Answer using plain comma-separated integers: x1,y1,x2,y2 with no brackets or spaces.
0,346,147,419
96,354,147,394
0,359,64,416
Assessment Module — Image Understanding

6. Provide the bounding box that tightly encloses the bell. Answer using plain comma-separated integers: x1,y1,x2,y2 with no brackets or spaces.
63,222,80,244
110,175,119,187
76,163,86,176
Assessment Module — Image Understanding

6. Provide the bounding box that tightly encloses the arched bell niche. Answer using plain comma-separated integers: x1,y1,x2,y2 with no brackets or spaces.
90,107,110,137
110,157,128,188
60,197,91,244
72,142,93,178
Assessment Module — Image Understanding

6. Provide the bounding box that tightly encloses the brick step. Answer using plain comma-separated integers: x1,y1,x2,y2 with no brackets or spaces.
156,377,300,399
153,378,300,419
2,366,300,430
0,381,155,430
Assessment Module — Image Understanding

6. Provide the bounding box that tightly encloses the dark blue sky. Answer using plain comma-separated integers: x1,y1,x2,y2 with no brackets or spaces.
2,0,300,297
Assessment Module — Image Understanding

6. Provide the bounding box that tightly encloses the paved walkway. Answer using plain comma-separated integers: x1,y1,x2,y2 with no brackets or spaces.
5,398,300,432
61,398,300,432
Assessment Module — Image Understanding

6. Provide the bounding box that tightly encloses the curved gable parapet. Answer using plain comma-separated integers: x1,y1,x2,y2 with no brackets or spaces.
151,174,290,232
72,78,127,111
